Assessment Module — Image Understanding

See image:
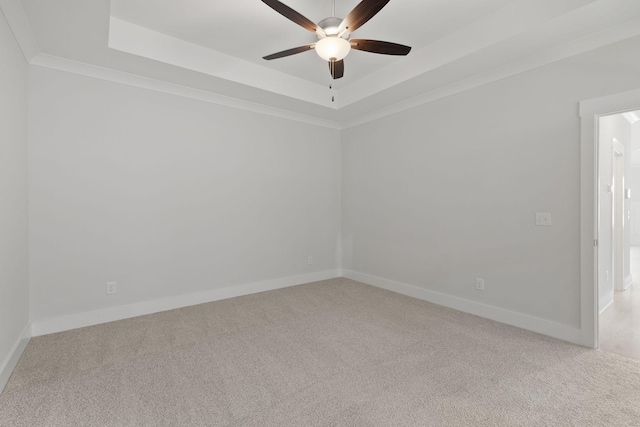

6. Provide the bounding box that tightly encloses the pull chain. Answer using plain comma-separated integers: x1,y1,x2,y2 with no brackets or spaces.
329,61,333,90
330,0,336,102
329,61,335,102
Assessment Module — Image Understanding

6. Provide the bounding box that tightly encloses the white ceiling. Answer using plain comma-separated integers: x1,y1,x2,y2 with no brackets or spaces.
110,0,512,86
15,0,640,125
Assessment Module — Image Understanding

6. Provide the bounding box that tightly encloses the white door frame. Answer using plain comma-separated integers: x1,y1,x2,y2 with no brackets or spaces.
580,88,640,349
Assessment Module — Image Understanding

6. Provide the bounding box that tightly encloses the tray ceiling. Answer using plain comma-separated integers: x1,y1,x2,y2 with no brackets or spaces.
15,0,640,125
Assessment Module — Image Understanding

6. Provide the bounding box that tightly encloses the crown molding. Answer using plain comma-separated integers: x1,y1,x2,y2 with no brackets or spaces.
108,17,337,111
342,16,640,130
12,3,640,133
30,54,342,130
338,0,602,109
0,0,38,61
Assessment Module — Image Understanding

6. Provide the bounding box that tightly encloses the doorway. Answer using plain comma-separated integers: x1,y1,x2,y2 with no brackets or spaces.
578,88,640,350
597,112,640,360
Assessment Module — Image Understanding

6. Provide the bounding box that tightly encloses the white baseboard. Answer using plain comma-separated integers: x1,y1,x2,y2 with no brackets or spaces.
32,270,341,337
0,323,31,395
624,274,633,290
343,270,584,346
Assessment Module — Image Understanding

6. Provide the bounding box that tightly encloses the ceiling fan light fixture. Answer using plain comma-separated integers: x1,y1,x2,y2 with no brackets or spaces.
315,36,351,61
261,0,412,79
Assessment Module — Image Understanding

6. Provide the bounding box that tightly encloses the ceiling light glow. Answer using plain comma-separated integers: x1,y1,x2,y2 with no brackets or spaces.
315,37,351,61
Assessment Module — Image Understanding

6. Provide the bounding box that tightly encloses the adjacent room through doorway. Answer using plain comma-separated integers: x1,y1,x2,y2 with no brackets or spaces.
598,110,640,360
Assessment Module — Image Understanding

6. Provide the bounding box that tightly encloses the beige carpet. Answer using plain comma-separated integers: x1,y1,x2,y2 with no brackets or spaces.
1,278,639,426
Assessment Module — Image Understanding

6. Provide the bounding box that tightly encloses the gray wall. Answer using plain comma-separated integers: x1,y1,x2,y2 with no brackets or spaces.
0,10,29,376
342,35,640,330
28,66,342,321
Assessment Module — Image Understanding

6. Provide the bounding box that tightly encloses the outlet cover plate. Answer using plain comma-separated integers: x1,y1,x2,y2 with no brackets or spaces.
535,213,551,226
106,282,117,295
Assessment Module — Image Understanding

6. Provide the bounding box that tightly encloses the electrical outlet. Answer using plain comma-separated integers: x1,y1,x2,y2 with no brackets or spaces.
307,256,313,265
475,278,485,291
106,282,117,295
535,213,552,226
606,270,609,282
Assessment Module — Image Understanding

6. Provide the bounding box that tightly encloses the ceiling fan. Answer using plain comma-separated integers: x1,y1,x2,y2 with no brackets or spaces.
261,0,411,80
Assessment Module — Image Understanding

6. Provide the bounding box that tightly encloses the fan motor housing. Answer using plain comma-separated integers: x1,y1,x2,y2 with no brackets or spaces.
317,17,347,38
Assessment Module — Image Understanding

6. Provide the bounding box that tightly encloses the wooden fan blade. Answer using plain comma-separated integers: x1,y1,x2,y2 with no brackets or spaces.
338,0,390,34
262,0,318,33
263,44,315,60
350,39,411,55
329,59,344,79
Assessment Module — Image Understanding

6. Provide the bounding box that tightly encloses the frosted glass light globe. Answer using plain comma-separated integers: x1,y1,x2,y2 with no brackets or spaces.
315,37,351,61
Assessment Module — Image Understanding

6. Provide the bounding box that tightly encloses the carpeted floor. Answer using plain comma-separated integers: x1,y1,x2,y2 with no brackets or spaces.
1,278,639,426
